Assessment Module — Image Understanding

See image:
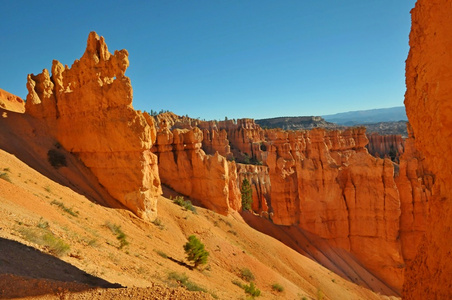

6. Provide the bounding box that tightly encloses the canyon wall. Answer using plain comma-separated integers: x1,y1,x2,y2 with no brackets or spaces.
154,116,430,293
153,120,241,214
366,133,405,162
403,0,452,298
25,32,161,221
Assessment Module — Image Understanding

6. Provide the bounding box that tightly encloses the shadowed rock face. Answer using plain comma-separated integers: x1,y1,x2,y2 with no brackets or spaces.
25,32,161,221
403,0,452,298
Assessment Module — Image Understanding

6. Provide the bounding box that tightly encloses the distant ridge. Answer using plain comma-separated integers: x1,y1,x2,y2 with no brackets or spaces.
322,106,407,125
255,116,339,130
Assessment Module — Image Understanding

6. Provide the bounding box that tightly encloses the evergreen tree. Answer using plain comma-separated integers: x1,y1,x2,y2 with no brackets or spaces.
183,235,209,269
241,178,253,211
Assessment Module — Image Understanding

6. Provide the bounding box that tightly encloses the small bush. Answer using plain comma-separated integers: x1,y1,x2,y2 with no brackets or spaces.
18,225,70,257
47,149,67,169
50,200,78,217
241,178,253,211
152,218,165,230
0,172,12,183
172,196,197,213
240,268,255,282
243,282,261,297
168,272,207,293
106,222,129,249
183,235,209,269
155,249,168,259
271,283,284,292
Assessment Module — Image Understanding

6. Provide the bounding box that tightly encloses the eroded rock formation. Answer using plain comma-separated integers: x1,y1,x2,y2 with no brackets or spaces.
154,115,429,294
153,122,240,214
366,133,405,162
403,0,452,298
25,32,161,221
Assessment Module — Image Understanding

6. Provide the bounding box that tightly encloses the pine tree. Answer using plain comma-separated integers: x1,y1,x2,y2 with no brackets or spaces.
241,178,253,211
183,235,209,269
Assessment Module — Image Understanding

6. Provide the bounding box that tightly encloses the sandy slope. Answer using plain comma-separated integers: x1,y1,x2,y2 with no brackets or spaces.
0,147,398,300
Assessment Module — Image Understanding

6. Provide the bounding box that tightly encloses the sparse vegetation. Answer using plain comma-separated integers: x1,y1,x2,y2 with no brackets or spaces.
244,282,261,297
18,221,70,257
47,149,67,169
105,222,129,249
172,196,197,213
0,172,12,183
167,272,207,292
271,283,284,292
317,288,324,300
240,267,255,282
51,200,78,217
183,235,209,269
232,280,261,298
241,178,253,211
152,217,165,229
155,249,168,259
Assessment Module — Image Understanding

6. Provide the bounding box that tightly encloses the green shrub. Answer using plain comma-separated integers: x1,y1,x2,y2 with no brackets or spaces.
241,178,253,211
240,268,255,282
50,200,78,217
243,282,261,297
271,283,284,292
155,249,168,259
0,172,12,183
172,196,197,213
18,224,70,257
106,222,129,249
168,272,207,293
183,235,209,269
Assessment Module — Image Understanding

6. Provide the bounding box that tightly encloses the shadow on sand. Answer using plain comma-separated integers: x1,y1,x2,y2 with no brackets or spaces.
0,237,122,299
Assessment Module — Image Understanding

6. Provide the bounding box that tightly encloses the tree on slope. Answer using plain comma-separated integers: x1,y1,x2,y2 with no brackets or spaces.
183,235,209,269
241,178,253,211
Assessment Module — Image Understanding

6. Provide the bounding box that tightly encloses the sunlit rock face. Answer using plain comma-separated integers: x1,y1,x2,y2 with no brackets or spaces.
25,32,161,221
157,116,429,293
403,0,452,298
0,88,25,113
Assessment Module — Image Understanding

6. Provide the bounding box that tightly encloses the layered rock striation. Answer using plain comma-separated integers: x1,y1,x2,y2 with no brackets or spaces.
366,133,405,162
25,32,161,221
403,0,452,298
154,115,430,293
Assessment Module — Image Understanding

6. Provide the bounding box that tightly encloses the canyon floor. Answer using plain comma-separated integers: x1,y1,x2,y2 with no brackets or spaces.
0,148,398,299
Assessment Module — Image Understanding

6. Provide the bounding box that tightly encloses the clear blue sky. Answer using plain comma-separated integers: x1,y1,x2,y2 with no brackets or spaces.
0,0,415,120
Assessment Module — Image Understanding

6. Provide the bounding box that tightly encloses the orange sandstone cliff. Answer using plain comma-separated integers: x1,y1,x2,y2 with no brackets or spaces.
152,116,430,294
24,32,161,221
403,0,452,298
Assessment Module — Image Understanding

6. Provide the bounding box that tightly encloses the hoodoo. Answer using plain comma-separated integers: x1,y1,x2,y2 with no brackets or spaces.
25,32,161,221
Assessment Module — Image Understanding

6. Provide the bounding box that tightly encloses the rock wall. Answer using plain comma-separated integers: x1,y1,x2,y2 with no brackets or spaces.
403,0,452,298
25,32,161,221
153,124,241,214
366,133,405,162
157,116,429,293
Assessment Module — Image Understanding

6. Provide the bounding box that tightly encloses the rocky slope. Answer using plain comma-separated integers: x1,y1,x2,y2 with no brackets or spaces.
0,147,391,300
403,0,452,298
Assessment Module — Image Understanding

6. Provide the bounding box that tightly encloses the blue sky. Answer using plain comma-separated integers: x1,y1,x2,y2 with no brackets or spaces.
0,0,415,120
